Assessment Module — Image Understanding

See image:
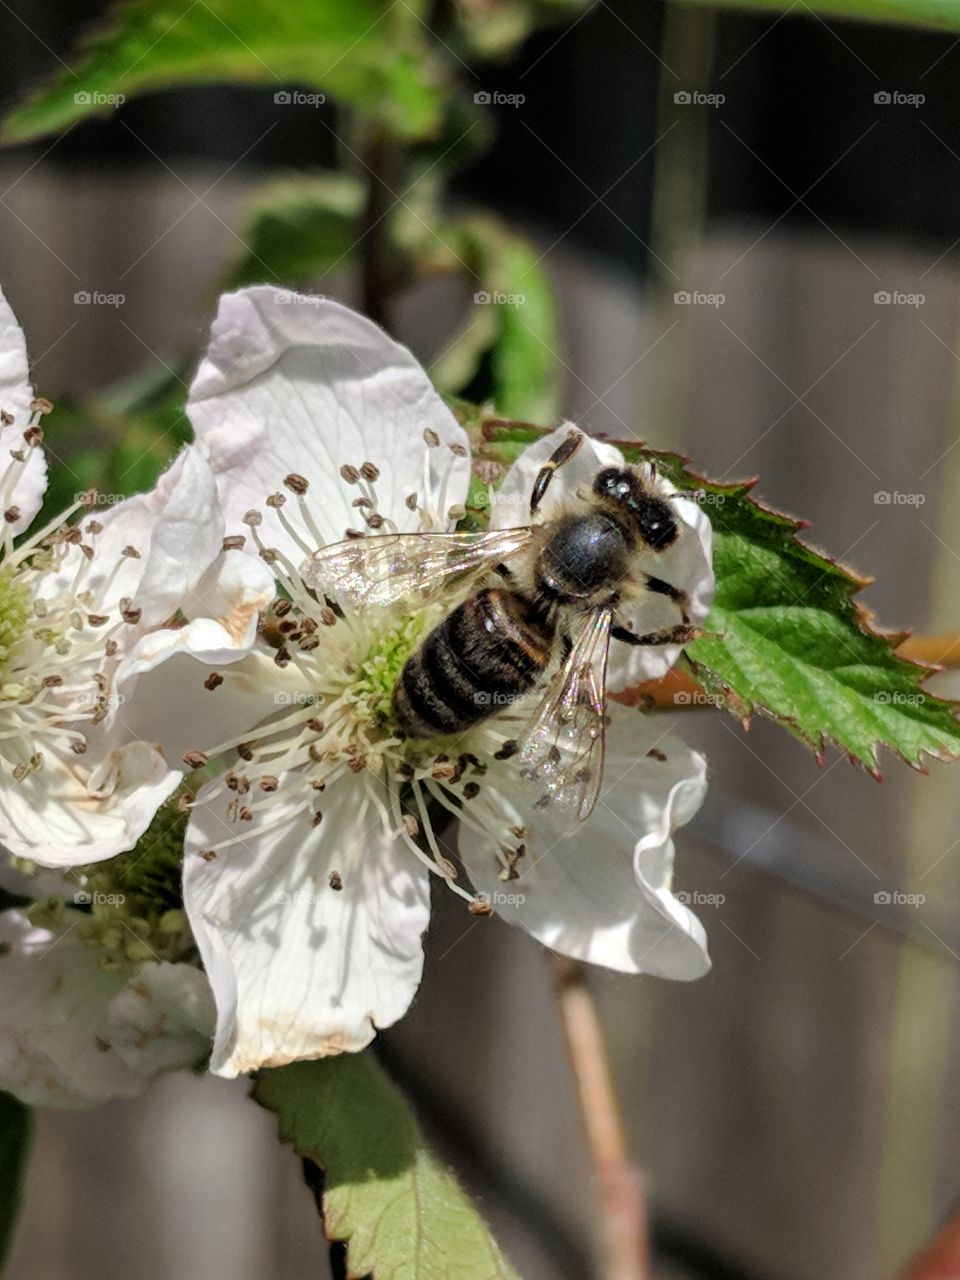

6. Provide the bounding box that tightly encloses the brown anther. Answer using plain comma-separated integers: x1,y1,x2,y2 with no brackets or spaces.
176,794,194,812
238,807,253,822
278,619,298,634
284,473,309,495
238,742,256,762
121,545,141,559
463,781,481,800
259,548,279,564
30,397,53,415
259,775,279,792
273,598,293,617
183,750,208,770
23,424,41,445
469,897,494,917
431,760,456,781
3,507,20,524
266,492,286,509
204,672,224,691
437,856,458,879
329,869,342,890
359,461,380,482
42,674,63,688
273,647,291,667
365,513,384,530
225,773,240,791
312,811,324,827
449,442,468,458
0,410,13,426
105,639,119,657
299,635,320,651
199,849,217,862
222,534,246,551
310,778,326,791
404,493,418,511
340,464,361,484
646,748,668,762
87,614,110,628
423,428,440,447
494,740,519,760
80,544,94,562
71,739,88,755
352,496,373,509
86,520,103,535
319,607,337,627
121,606,142,625
345,528,365,540
243,510,262,527
307,718,325,733
396,762,415,779
403,813,419,838
348,754,367,774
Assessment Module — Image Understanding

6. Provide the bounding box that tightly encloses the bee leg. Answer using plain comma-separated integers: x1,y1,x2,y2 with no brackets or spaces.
612,622,698,646
530,430,584,517
642,574,689,624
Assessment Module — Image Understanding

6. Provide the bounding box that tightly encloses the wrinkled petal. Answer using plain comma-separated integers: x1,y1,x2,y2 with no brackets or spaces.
490,424,715,685
184,772,431,1076
457,706,710,978
0,910,209,1108
187,287,471,554
0,285,47,532
1,740,180,867
108,962,214,1074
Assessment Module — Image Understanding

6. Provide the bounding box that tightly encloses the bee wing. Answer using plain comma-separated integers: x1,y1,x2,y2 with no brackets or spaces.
301,527,535,610
517,606,612,823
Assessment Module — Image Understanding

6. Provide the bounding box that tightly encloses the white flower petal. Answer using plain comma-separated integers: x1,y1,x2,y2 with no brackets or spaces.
0,739,180,868
491,423,715,685
457,706,710,978
183,773,431,1076
0,910,207,1108
108,962,214,1075
187,287,471,552
0,286,47,532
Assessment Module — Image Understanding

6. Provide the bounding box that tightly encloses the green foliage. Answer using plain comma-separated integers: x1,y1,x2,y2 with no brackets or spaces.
0,0,445,146
0,1092,34,1270
431,216,561,422
255,1057,521,1280
671,0,960,32
222,173,366,290
473,420,960,772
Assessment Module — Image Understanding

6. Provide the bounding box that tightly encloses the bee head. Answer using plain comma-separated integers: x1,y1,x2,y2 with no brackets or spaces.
592,467,678,551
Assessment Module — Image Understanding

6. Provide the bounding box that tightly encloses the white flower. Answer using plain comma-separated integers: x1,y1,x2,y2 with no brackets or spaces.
0,284,274,868
0,905,214,1108
137,287,715,1077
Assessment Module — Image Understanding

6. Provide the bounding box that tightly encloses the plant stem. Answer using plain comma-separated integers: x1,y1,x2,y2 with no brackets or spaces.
551,956,649,1280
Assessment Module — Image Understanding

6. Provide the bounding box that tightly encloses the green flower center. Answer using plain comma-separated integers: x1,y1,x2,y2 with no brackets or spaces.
351,612,433,723
0,567,30,673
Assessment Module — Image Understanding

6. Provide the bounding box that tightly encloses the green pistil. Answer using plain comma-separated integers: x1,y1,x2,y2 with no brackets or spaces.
28,796,196,974
0,567,29,672
353,612,432,723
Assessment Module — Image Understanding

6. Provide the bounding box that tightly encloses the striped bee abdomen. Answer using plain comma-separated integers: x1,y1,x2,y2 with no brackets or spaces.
393,587,554,738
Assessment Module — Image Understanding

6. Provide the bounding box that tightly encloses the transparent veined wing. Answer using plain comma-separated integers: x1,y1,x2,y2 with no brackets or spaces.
301,527,535,611
517,606,613,823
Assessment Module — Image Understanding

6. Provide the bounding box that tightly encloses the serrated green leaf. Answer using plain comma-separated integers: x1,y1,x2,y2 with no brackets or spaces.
471,418,960,772
222,172,365,290
0,1091,34,1270
1,0,444,147
255,1056,522,1280
672,0,960,33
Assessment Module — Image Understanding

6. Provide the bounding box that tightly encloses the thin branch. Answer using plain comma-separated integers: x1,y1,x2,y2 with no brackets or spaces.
551,956,649,1280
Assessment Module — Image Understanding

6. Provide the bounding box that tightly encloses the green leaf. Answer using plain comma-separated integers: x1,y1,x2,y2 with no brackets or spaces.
1,0,444,146
672,0,960,33
0,1091,34,1270
255,1056,522,1280
222,172,365,290
431,217,561,423
472,418,960,773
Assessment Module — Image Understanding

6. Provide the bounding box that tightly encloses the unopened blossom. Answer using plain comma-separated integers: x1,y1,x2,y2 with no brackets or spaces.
132,287,715,1077
0,284,274,868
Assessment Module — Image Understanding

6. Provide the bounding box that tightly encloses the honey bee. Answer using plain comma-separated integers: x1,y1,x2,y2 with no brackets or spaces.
303,431,698,820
